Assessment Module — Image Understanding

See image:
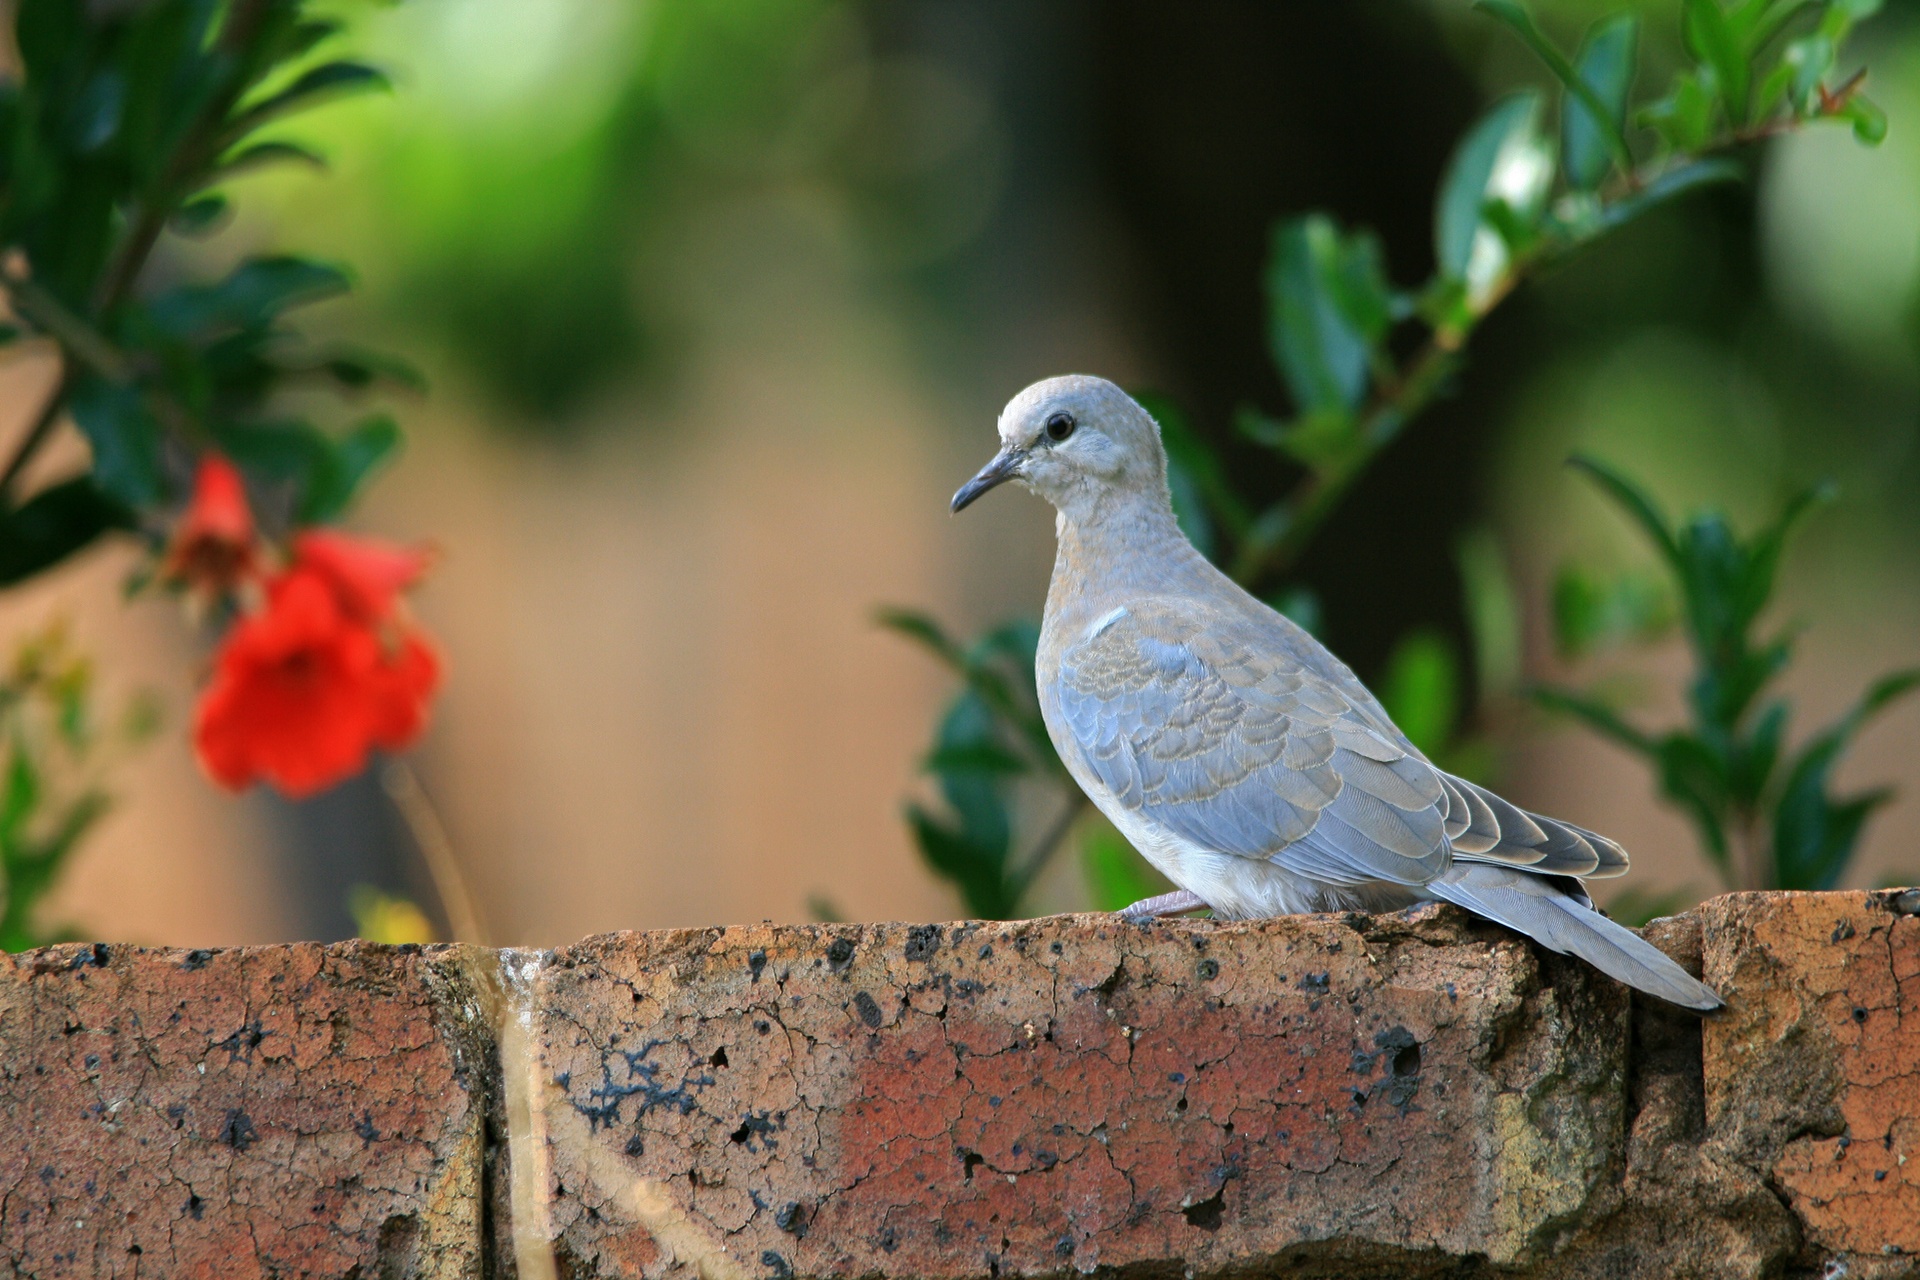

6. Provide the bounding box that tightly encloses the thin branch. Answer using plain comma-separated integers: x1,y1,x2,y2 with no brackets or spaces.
1010,789,1090,901
382,759,490,946
0,362,70,501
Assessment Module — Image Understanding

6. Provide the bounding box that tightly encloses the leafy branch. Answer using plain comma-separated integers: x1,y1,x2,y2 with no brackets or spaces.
1537,458,1918,892
890,0,1891,920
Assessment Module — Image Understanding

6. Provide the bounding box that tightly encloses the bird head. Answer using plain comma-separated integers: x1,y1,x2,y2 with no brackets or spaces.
950,375,1169,521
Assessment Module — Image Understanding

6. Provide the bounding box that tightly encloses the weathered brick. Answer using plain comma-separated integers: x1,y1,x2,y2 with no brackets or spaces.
520,908,1630,1279
0,942,492,1279
1701,890,1920,1278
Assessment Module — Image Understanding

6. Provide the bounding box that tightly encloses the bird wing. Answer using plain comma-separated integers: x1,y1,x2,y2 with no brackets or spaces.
1051,599,1628,887
1051,599,1450,887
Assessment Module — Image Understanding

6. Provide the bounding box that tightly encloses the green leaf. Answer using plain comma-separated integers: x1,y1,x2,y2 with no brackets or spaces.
1604,885,1699,928
1269,585,1325,639
1834,92,1888,144
908,802,1017,920
170,193,229,236
1081,819,1173,913
1550,563,1677,658
1141,392,1250,543
1568,454,1684,573
924,740,1027,776
1783,34,1835,113
147,256,351,341
1684,0,1751,126
1595,157,1744,233
320,348,427,394
202,140,328,186
1653,732,1734,865
0,477,135,585
1771,671,1918,891
1266,215,1391,416
875,607,967,672
224,61,389,143
67,378,164,508
1379,630,1460,757
1531,684,1657,755
1458,530,1524,697
1640,69,1718,152
1474,1,1636,182
1564,15,1640,191
298,413,402,523
1435,91,1545,281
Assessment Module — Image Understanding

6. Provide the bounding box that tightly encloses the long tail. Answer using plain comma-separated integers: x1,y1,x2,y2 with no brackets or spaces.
1426,863,1722,1012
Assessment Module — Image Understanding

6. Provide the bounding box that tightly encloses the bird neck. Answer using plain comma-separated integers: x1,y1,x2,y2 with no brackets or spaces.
1048,491,1203,621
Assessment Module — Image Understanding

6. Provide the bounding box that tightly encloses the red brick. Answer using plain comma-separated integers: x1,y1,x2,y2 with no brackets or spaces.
522,908,1630,1278
0,942,490,1279
1701,890,1920,1277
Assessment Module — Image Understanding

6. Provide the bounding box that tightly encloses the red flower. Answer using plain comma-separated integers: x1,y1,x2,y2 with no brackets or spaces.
193,532,441,798
164,455,257,595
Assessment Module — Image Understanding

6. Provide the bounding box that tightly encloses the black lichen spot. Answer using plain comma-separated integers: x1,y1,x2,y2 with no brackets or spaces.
89,943,110,967
762,1251,793,1277
826,936,857,974
978,944,993,960
876,1226,899,1254
574,1039,713,1131
1054,1236,1075,1258
185,1194,204,1220
1298,972,1330,996
219,1109,259,1152
748,950,768,982
852,991,883,1028
709,1046,730,1069
1182,1188,1225,1231
754,1020,771,1035
1832,920,1857,943
355,1111,379,1146
905,924,943,962
213,1019,269,1064
625,1133,646,1158
1853,1007,1869,1024
1049,941,1063,955
181,949,214,971
1876,1169,1888,1182
166,1105,186,1129
960,1150,985,1182
775,1201,810,1237
1197,958,1220,981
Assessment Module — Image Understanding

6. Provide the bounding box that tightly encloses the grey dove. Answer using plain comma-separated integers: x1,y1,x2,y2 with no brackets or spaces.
950,374,1722,1012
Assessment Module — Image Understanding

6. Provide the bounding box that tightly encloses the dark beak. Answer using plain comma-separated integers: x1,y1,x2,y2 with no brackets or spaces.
950,446,1027,513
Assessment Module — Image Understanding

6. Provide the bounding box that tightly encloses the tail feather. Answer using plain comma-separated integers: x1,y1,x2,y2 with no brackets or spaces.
1427,863,1721,1012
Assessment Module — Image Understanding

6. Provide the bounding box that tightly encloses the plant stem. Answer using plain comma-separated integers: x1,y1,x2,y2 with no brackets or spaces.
382,759,490,945
1012,789,1090,902
0,363,70,502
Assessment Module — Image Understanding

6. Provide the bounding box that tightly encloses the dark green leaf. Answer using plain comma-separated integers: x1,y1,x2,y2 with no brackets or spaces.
224,61,389,143
320,349,426,394
875,607,966,672
908,803,1017,920
1270,585,1324,639
170,193,230,236
1770,669,1914,891
203,140,328,186
1684,0,1753,126
67,378,164,508
1474,1,1636,181
1568,454,1685,573
298,413,401,523
147,256,351,341
1834,92,1888,144
1435,92,1543,279
0,477,135,585
924,740,1027,776
1596,158,1744,234
1653,732,1733,864
1783,34,1835,112
1531,685,1657,755
1604,885,1699,928
1266,215,1390,415
1639,70,1718,152
1564,15,1640,191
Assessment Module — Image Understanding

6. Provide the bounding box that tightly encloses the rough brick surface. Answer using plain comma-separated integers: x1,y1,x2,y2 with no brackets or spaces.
1701,890,1920,1278
523,909,1630,1279
4,891,1917,1280
0,942,492,1280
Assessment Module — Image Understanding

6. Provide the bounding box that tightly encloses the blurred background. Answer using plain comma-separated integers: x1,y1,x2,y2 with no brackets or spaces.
6,0,1918,946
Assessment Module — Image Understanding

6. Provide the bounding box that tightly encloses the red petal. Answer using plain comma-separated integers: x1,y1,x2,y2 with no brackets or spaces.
291,530,432,624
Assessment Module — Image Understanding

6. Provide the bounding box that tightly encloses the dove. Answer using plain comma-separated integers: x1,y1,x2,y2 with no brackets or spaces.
950,374,1721,1011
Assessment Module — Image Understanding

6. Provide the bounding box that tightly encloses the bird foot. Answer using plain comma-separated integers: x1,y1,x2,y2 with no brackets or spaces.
1117,890,1209,923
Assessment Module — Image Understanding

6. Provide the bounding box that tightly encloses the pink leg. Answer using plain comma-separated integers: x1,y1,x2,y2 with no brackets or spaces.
1117,889,1208,922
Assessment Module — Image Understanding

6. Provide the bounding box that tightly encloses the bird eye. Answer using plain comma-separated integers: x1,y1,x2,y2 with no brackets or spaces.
1044,411,1076,442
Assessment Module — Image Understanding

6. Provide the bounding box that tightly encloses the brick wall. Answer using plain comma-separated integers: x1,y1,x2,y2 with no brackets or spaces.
3,889,1915,1279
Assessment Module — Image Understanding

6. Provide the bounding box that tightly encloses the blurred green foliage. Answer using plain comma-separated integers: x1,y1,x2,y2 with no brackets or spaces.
0,622,158,951
1537,456,1919,891
895,0,1892,918
0,0,415,943
0,0,412,568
